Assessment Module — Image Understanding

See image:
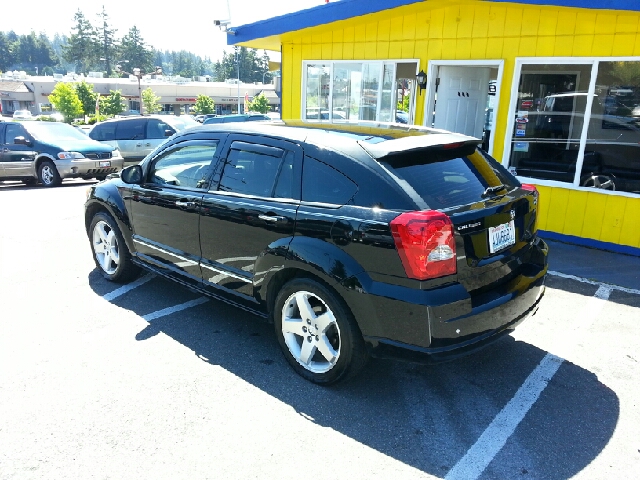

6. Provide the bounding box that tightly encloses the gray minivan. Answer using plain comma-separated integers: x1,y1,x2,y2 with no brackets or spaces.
89,115,198,165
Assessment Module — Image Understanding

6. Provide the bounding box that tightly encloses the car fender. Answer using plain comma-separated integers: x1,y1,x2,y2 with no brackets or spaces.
85,182,135,253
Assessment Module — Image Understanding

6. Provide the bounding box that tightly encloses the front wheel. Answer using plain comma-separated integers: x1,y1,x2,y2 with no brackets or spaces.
89,211,139,282
274,278,369,385
38,160,61,187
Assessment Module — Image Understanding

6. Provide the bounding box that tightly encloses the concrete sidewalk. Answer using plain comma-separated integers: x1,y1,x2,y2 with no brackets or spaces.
545,239,640,291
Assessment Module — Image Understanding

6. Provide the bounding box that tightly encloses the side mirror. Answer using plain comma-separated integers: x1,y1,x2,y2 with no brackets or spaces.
14,136,32,147
121,165,143,184
164,129,175,137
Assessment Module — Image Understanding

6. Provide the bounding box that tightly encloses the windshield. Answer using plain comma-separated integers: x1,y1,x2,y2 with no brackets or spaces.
25,122,91,143
165,116,199,130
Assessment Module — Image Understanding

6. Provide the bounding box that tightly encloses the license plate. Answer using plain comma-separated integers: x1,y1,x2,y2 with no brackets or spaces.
488,220,516,253
99,161,111,167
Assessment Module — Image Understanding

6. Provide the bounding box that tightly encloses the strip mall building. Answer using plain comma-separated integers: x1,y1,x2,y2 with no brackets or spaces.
229,0,640,255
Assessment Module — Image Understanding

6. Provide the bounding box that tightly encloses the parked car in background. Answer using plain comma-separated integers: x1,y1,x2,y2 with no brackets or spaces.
0,121,123,186
195,114,218,123
12,110,33,121
89,115,199,165
203,113,271,124
85,121,547,384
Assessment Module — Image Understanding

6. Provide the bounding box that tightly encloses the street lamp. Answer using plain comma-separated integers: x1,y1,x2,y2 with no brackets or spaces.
116,64,162,115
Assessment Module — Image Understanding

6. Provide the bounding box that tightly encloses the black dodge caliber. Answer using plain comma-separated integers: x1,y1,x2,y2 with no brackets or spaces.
85,121,548,384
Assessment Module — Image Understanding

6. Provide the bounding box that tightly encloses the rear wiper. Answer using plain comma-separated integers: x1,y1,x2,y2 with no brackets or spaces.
481,184,506,197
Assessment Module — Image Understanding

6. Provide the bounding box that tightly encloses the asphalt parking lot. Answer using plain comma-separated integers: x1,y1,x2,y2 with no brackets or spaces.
1,180,639,479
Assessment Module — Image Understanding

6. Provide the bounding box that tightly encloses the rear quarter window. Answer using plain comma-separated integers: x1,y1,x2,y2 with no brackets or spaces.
302,156,357,205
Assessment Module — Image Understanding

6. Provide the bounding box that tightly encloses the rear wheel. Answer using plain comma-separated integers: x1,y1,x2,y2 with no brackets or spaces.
89,211,139,282
38,160,61,187
274,278,369,385
582,174,615,190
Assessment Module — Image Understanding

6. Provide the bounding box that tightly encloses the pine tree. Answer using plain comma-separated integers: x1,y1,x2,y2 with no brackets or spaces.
63,10,98,74
97,6,118,76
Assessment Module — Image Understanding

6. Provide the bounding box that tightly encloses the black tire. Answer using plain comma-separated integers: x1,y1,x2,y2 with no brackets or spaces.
22,177,37,186
94,175,107,181
38,160,61,187
89,211,140,283
274,278,369,385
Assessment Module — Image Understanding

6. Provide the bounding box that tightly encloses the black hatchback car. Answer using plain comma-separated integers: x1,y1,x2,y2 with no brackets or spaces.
85,121,548,384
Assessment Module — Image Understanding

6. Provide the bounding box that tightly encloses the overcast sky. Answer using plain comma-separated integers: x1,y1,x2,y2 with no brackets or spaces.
2,0,329,60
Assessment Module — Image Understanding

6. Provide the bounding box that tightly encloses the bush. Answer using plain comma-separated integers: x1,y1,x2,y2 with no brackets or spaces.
36,115,59,122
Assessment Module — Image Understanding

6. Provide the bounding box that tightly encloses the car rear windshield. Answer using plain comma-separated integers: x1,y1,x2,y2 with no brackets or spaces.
379,145,519,210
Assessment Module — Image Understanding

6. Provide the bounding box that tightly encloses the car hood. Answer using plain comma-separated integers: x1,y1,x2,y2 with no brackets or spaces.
49,138,115,153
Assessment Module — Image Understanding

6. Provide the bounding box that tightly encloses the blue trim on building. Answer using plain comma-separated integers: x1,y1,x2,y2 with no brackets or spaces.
229,0,640,45
539,231,640,257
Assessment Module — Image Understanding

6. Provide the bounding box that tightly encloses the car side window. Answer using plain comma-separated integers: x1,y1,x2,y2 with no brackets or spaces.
5,124,27,144
218,142,285,197
273,151,297,199
116,119,146,140
147,119,174,140
302,156,357,205
90,123,116,141
148,143,219,189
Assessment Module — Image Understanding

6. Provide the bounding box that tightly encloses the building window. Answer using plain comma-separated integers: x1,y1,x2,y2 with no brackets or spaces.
506,60,640,196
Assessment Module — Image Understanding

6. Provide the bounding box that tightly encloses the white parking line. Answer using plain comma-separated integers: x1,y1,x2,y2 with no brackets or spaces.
445,281,612,480
548,270,640,295
142,297,209,322
102,274,154,301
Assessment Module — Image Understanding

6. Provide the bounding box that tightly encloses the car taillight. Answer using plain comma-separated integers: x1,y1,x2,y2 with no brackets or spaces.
521,183,538,195
390,211,456,280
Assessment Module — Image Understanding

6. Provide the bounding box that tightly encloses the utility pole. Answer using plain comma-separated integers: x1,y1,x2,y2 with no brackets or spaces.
236,50,241,114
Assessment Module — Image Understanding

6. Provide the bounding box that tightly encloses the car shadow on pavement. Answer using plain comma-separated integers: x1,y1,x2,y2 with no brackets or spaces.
90,272,619,479
0,179,97,191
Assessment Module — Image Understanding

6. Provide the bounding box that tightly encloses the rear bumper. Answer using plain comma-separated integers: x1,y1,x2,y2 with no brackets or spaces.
344,238,548,364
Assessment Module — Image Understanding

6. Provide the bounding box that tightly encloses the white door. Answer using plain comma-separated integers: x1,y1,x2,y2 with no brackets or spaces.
434,66,490,139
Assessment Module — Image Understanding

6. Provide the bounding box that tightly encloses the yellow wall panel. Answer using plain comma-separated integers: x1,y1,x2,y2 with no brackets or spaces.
312,33,322,45
322,43,332,60
442,39,457,57
311,43,322,59
343,43,354,60
536,36,555,56
501,37,520,59
378,19,391,42
343,26,355,43
403,14,417,40
580,192,608,240
485,37,504,57
595,13,617,34
301,44,312,60
572,35,594,55
366,22,378,43
354,24,366,43
544,188,571,233
591,35,615,56
365,41,378,59
390,16,404,41
353,42,365,59
616,14,639,33
619,198,640,248
575,11,597,35
470,38,488,58
389,41,403,58
377,41,390,59
612,34,636,56
504,8,523,37
538,8,558,36
401,40,416,58
415,40,429,58
429,8,445,39
332,43,343,60
321,31,332,44
333,29,344,44
520,8,541,37
555,11,576,36
554,36,574,56
443,7,459,39
427,38,443,59
458,8,474,39
415,11,430,39
536,186,552,230
599,195,629,244
290,46,302,119
562,190,588,236
455,39,472,59
471,5,490,38
518,36,537,56
487,6,507,38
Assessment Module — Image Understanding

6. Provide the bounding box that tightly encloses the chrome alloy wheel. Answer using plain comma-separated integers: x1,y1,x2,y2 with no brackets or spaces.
92,220,120,275
281,290,341,374
41,165,55,185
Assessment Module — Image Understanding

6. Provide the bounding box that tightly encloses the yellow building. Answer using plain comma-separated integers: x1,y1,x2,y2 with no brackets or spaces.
229,0,640,255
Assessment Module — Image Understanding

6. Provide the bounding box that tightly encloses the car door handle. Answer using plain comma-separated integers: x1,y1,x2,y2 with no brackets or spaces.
136,143,142,147
175,200,197,208
258,214,286,223
2,148,8,152
145,143,151,147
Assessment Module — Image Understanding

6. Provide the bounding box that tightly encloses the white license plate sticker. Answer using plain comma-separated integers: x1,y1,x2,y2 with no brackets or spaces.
489,220,516,253
99,161,111,167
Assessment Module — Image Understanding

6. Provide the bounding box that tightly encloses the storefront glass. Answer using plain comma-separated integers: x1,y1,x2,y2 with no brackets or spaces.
332,63,362,121
305,64,331,121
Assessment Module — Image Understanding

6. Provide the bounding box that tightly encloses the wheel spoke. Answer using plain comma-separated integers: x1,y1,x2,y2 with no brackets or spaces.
316,335,338,364
100,250,113,272
97,223,109,243
294,292,316,323
299,340,317,365
282,317,306,336
315,311,335,334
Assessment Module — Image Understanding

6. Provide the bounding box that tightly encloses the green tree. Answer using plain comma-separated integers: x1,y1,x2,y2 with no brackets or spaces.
119,26,153,73
97,6,118,76
141,87,161,114
102,89,125,116
63,10,98,73
48,82,83,123
247,92,269,114
192,94,215,114
74,80,97,117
